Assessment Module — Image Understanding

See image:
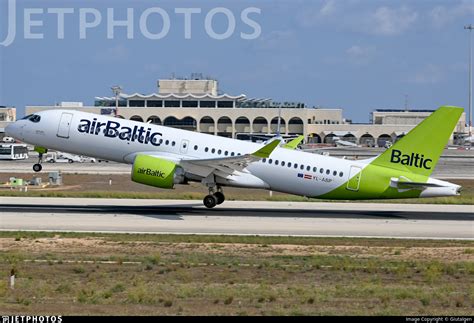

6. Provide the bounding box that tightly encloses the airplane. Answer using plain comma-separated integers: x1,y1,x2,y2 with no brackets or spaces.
460,135,473,145
332,137,360,147
6,106,463,208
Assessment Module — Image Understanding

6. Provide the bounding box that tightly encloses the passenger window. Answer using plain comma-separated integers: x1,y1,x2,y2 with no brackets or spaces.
339,172,344,177
262,158,266,163
326,169,330,175
288,162,292,167
313,167,317,172
231,152,235,156
172,141,176,146
194,145,198,150
275,160,279,166
320,168,324,174
205,147,209,152
225,151,228,156
281,161,285,166
333,171,337,176
269,159,273,164
306,166,311,171
218,149,222,155
165,140,169,145
211,148,216,153
294,164,298,169
300,165,304,170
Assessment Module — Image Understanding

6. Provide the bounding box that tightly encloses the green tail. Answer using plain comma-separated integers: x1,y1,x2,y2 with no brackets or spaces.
371,106,463,177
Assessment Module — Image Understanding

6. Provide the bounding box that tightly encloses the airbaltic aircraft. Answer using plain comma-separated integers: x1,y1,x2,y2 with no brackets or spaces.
6,106,463,208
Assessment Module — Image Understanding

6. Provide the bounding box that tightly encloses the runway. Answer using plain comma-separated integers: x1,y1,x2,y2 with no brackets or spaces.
1,197,473,239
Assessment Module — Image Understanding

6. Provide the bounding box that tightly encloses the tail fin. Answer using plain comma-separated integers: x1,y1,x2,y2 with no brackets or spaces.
371,106,463,176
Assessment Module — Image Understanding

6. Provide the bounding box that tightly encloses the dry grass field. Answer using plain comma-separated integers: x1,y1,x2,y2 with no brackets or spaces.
1,232,473,315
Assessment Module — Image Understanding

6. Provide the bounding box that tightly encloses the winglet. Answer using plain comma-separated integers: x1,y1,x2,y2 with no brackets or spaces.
252,140,280,158
283,135,304,150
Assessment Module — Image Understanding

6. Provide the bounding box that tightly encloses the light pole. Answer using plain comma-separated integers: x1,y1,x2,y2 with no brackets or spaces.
465,24,473,137
111,85,122,117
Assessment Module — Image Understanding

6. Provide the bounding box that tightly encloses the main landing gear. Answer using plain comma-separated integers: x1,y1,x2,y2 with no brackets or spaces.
203,187,225,209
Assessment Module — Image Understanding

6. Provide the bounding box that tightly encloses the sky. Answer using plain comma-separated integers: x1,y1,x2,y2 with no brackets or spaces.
0,0,473,122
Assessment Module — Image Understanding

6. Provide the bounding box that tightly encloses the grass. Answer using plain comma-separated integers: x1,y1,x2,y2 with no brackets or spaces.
1,231,473,247
0,232,473,315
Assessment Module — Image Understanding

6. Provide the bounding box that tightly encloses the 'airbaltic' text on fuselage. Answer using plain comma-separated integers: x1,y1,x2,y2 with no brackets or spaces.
78,119,162,146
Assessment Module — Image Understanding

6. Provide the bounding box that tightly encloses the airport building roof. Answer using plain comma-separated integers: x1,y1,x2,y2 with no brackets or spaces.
373,109,435,113
94,93,246,101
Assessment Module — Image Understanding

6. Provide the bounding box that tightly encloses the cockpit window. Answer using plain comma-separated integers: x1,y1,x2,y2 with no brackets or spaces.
28,115,41,123
21,114,33,120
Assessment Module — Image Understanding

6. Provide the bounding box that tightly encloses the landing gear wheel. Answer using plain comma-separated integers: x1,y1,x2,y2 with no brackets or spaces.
34,151,44,172
213,192,225,205
203,194,218,209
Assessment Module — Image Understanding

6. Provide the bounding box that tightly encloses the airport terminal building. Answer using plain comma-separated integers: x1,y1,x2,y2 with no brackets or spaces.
25,77,467,146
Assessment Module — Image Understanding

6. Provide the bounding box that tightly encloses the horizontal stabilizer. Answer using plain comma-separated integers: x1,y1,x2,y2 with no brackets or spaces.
390,177,444,190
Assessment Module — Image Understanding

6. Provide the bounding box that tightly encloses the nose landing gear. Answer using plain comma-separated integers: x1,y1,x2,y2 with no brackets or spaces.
33,154,43,172
33,146,47,172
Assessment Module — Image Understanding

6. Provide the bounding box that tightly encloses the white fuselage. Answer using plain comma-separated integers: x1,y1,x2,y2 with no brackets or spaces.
8,110,362,197
7,109,460,199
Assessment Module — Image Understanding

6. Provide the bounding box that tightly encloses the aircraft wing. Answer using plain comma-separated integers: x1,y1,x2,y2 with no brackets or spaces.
180,140,280,177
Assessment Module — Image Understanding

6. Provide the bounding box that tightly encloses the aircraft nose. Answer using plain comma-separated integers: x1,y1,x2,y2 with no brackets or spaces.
5,121,21,138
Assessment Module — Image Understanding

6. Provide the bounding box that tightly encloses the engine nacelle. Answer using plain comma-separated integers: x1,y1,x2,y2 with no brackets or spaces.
131,155,185,189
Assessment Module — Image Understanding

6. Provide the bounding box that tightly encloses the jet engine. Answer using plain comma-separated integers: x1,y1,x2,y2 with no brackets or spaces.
131,155,185,189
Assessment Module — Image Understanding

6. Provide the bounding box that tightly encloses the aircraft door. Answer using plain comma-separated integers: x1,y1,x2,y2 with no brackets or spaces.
180,139,189,154
57,112,74,139
346,166,362,191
